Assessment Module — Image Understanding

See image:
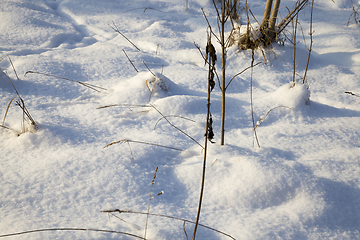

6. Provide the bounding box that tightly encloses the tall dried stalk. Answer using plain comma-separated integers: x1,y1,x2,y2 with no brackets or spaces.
303,0,314,84
205,1,255,145
1,58,37,134
293,14,299,83
144,166,158,239
220,0,227,145
250,50,260,148
192,33,214,240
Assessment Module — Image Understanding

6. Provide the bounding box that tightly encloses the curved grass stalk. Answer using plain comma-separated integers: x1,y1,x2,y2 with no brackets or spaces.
154,115,195,130
101,209,236,240
0,228,145,239
24,71,107,92
254,106,291,129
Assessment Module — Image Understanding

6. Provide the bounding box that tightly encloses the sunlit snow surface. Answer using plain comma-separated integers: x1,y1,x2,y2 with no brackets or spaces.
1,0,360,239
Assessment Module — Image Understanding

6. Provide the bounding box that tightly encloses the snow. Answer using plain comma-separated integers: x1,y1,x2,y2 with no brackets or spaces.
1,0,360,239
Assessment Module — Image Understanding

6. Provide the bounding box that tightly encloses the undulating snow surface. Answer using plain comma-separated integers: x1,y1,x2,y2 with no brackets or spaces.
1,0,360,239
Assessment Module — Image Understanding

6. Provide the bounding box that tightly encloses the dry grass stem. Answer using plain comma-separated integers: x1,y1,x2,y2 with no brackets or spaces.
225,62,261,90
0,55,20,80
183,221,189,240
144,166,158,239
103,139,184,152
2,65,37,134
0,228,145,239
143,61,156,76
254,106,291,129
150,104,204,149
110,21,141,51
123,7,162,13
154,115,195,130
101,209,236,240
250,50,261,148
347,0,359,25
24,71,106,92
192,33,214,239
277,0,308,35
96,104,152,109
345,91,360,97
123,49,139,72
303,0,314,84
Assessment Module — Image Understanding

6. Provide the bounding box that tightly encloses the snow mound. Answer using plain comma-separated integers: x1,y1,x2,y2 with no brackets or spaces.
271,82,311,110
176,145,326,238
102,72,175,105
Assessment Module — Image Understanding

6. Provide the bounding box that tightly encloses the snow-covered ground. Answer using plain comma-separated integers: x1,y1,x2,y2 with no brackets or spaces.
1,0,360,239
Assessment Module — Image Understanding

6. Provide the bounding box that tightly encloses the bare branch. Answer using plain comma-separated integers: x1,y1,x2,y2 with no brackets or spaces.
154,115,195,130
150,104,204,149
123,49,139,72
225,62,261,90
110,21,141,51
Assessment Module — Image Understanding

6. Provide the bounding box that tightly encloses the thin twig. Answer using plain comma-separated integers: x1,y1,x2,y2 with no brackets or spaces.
101,209,236,240
103,139,184,152
347,0,360,25
96,104,152,109
277,0,308,35
154,115,195,130
123,49,139,72
123,7,162,13
250,50,260,148
0,124,11,130
4,71,37,132
0,228,145,239
303,0,314,84
24,71,107,92
345,91,360,97
293,12,298,83
143,61,156,76
254,106,291,129
145,166,158,239
150,104,204,149
225,62,261,90
201,8,221,43
110,21,141,51
7,56,20,80
3,97,17,126
108,213,126,223
183,221,189,240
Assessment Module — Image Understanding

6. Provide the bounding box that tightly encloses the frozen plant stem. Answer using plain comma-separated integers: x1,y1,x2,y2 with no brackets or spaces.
24,71,106,92
250,50,260,148
220,0,226,145
144,166,158,239
110,21,141,52
122,49,139,73
293,14,298,83
192,43,213,240
303,0,314,84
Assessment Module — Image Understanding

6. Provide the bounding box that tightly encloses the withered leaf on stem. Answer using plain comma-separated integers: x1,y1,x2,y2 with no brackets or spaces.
205,114,215,143
209,69,215,92
206,42,217,66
